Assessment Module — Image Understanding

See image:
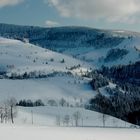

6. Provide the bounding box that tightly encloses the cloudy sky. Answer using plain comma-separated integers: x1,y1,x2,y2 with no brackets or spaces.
0,0,140,31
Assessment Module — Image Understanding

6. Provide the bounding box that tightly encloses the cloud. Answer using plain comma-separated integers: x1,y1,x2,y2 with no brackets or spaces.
45,20,59,27
47,0,140,23
0,0,23,8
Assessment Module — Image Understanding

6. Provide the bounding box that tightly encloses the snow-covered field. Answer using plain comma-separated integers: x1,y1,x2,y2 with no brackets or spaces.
0,125,140,140
1,105,139,140
15,106,133,128
0,76,94,102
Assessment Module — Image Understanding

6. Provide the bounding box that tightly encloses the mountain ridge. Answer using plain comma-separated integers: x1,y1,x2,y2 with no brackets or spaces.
0,23,140,35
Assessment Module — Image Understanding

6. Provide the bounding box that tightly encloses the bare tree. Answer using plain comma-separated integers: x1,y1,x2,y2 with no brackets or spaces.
56,115,61,126
7,97,17,124
0,98,17,124
31,110,34,125
59,98,67,107
47,99,58,106
63,115,70,126
73,111,81,127
0,107,4,123
3,104,9,123
102,113,107,127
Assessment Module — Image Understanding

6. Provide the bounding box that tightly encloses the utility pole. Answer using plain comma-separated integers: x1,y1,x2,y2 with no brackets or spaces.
103,113,105,127
81,117,83,127
31,110,33,125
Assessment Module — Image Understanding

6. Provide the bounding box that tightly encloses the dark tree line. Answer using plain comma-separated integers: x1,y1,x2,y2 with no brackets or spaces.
90,75,109,90
100,61,140,86
0,23,125,50
87,86,140,125
17,99,44,107
83,71,109,90
104,48,129,62
4,71,73,80
86,33,124,49
85,63,140,125
98,61,140,96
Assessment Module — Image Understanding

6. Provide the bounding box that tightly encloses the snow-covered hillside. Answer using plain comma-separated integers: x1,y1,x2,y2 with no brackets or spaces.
16,106,133,128
0,37,91,75
0,38,95,102
0,38,95,124
0,37,134,128
0,21,140,140
0,34,139,129
60,36,140,68
0,76,94,102
0,24,140,68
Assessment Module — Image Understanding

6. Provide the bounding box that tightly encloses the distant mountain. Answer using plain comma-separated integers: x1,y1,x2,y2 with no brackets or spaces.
0,23,140,68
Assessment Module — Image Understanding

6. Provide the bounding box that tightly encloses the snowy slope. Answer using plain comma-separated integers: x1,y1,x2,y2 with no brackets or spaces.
0,37,102,128
1,25,140,69
0,37,91,75
0,37,95,101
61,36,140,68
0,75,94,102
0,37,138,128
16,106,133,128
